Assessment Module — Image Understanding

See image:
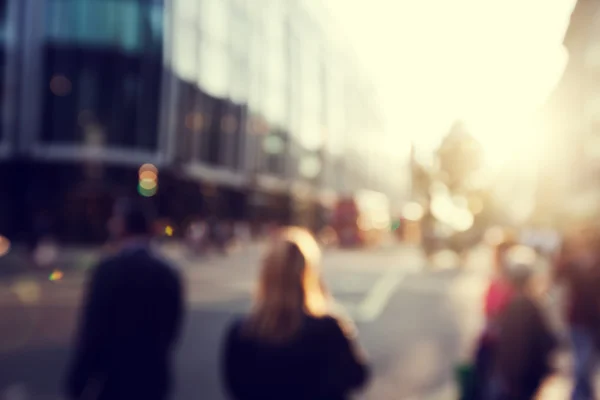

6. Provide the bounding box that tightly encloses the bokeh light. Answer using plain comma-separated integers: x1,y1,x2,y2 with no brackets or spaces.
402,202,424,221
139,163,158,176
0,235,11,257
263,135,285,154
484,226,506,246
139,178,157,190
50,75,72,96
138,163,158,197
139,170,157,181
165,225,174,237
48,270,64,282
185,112,204,132
138,182,158,197
33,241,58,268
298,155,322,179
506,245,537,266
11,280,41,305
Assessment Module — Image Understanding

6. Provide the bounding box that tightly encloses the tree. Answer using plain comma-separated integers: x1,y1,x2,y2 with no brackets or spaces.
436,121,483,191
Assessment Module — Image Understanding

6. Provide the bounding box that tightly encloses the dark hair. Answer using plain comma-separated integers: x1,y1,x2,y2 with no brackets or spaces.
509,265,532,290
114,197,155,236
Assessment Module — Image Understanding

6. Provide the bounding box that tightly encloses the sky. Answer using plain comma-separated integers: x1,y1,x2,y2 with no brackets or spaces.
326,0,576,166
325,0,578,221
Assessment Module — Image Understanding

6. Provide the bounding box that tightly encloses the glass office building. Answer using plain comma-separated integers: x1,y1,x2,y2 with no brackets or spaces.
0,0,391,243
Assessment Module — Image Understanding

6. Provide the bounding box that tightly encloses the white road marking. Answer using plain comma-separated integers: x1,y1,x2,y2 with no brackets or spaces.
355,268,407,322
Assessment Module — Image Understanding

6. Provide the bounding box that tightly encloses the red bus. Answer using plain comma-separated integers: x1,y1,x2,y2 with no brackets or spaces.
331,191,390,248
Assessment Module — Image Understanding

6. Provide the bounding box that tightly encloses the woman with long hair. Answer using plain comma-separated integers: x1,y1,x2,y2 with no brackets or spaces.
221,227,369,400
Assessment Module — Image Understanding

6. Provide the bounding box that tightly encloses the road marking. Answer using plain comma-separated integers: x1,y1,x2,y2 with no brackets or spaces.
355,268,406,322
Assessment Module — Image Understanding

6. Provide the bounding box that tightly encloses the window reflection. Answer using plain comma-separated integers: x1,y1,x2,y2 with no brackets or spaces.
231,13,249,59
230,58,249,103
198,39,229,98
46,0,162,54
299,42,324,151
174,0,198,21
173,23,198,81
0,0,9,142
198,0,229,45
42,0,164,150
326,67,345,156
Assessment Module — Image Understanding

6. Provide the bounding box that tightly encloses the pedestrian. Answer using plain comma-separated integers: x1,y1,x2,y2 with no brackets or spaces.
554,228,600,400
466,238,518,399
488,262,557,400
221,227,369,400
485,238,521,328
64,198,184,400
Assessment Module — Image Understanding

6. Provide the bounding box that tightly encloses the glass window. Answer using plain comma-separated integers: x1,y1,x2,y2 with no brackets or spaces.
264,9,284,46
231,14,249,60
42,47,161,150
266,47,286,87
230,58,249,103
198,0,229,44
113,2,143,52
198,39,229,98
264,44,287,126
297,42,324,151
264,84,286,125
46,0,163,54
173,22,198,81
0,0,11,142
326,68,345,155
174,0,198,21
46,0,78,42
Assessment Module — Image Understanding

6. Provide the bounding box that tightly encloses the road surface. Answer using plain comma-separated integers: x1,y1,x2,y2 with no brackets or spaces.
0,243,519,399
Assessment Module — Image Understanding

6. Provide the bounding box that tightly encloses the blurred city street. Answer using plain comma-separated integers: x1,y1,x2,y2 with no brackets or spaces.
0,243,496,400
0,0,595,398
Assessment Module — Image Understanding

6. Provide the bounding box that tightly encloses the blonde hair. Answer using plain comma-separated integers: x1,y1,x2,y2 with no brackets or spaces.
246,227,329,342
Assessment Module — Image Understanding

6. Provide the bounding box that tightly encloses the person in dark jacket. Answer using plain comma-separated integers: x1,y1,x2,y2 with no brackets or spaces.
64,198,184,400
489,263,556,400
222,227,369,400
554,229,600,400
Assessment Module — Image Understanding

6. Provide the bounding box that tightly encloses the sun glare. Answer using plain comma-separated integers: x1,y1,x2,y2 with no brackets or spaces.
328,0,575,170
466,116,545,171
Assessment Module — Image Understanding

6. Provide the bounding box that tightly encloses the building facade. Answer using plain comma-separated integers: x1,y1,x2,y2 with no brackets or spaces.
0,0,397,244
537,0,600,225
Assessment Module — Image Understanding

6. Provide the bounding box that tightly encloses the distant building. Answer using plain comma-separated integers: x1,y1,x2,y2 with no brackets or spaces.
537,0,600,225
0,0,399,243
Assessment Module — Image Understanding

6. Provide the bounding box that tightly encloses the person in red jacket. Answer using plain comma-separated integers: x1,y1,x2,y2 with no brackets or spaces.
484,239,518,329
469,237,518,398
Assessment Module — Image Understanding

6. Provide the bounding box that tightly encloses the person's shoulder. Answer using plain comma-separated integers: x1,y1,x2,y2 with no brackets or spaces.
224,315,249,342
90,254,120,275
143,250,183,277
308,314,356,338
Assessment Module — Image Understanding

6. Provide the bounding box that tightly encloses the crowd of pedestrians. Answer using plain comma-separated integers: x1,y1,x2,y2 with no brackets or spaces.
64,198,369,400
464,227,600,400
60,196,600,400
